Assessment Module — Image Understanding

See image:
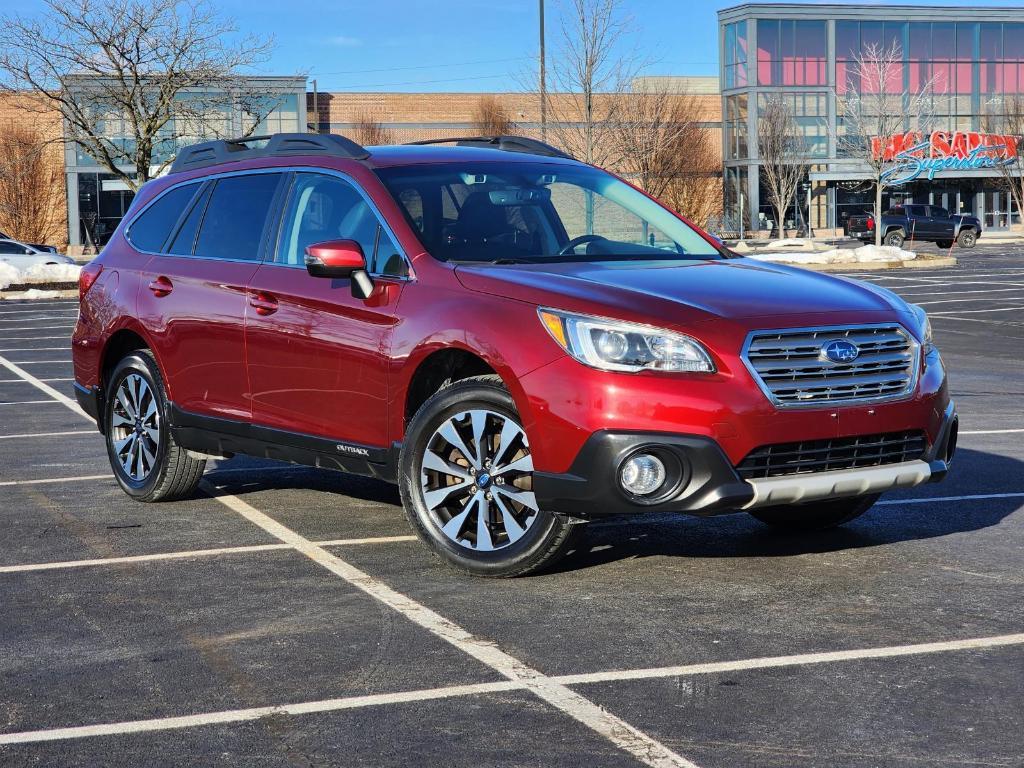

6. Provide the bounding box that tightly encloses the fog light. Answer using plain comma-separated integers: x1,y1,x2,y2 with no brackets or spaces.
619,453,667,497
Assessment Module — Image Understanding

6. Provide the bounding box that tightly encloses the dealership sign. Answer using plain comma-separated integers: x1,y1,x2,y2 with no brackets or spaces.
874,131,1019,185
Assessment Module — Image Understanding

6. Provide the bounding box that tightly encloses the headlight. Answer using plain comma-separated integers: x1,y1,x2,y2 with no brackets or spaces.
910,304,934,351
538,308,715,373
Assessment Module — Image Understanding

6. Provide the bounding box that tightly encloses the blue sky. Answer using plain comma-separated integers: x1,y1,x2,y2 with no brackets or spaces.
11,0,1024,91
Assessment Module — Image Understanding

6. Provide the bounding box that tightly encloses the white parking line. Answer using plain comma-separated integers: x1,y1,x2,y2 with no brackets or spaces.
0,535,418,574
897,288,1024,298
2,631,1021,746
0,474,109,487
0,347,71,352
0,377,73,384
931,306,1024,316
0,429,95,440
0,336,70,342
0,325,76,331
0,310,77,317
960,428,1024,435
915,296,1024,307
877,492,1024,506
0,318,77,324
207,486,700,768
0,400,58,406
5,359,73,365
0,355,86,417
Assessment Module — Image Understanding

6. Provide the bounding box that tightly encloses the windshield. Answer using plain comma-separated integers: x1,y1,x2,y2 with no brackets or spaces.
374,162,724,263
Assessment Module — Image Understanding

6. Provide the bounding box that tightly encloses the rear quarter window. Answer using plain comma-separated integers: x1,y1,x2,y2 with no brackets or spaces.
127,183,201,253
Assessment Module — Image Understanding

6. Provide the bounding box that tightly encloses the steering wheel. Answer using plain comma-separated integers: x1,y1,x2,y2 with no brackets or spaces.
558,234,608,256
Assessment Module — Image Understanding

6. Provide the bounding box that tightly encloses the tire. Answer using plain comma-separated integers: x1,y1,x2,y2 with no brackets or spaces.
748,493,880,532
399,375,582,577
104,350,205,502
956,229,977,248
936,240,953,249
884,230,905,248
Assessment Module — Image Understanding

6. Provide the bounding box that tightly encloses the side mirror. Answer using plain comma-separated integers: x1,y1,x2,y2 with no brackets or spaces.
305,239,375,299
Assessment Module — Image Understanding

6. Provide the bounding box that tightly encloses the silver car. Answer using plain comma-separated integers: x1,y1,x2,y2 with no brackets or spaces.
0,238,74,270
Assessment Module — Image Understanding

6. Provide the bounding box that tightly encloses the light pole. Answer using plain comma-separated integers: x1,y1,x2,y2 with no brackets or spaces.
539,0,547,141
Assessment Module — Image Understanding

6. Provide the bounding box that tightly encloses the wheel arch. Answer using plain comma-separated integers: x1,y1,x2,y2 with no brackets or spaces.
99,324,164,392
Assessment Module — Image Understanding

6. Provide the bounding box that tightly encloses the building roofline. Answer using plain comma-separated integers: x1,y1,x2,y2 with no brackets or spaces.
719,2,1024,22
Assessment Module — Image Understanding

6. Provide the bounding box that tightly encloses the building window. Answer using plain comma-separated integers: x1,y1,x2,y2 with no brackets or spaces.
756,19,826,86
757,93,828,158
724,21,748,88
724,93,748,160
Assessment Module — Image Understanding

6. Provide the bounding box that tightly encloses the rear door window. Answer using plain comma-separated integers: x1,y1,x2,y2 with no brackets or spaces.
194,173,283,261
127,183,201,253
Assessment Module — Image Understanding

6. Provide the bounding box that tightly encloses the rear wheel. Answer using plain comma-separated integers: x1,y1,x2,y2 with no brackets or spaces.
884,230,905,248
748,494,880,532
936,240,953,249
399,375,581,577
105,351,205,502
956,229,977,248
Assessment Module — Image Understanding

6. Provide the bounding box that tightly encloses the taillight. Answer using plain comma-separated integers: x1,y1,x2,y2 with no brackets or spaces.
79,261,103,301
867,218,875,231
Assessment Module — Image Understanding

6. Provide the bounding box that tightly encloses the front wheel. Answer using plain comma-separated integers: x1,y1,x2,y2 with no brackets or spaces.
748,494,880,532
399,375,581,577
884,230,905,248
105,351,206,502
936,240,953,249
957,229,977,248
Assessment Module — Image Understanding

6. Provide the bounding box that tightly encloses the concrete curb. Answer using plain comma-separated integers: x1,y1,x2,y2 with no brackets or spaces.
782,256,958,273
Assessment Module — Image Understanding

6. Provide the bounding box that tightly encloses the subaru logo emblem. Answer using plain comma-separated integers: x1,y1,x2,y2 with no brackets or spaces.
822,339,859,364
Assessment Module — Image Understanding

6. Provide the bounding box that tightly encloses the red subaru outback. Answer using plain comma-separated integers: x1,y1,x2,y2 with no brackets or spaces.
73,133,957,577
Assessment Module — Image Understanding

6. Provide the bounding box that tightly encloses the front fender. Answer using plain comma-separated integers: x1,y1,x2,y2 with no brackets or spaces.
388,279,564,446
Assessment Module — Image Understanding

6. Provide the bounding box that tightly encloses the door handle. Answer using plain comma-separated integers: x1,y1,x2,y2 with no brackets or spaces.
147,276,173,297
248,291,278,316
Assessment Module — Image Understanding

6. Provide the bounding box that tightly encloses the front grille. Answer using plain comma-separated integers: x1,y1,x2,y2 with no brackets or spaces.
743,324,917,406
737,431,927,479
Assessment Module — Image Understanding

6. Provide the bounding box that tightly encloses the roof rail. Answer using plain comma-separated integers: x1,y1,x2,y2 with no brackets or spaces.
169,133,370,174
405,135,573,160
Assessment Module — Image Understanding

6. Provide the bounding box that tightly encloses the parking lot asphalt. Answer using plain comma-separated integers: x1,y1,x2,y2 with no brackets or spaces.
1,246,1022,767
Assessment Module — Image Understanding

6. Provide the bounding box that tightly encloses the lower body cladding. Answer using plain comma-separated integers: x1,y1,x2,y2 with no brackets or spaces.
532,402,958,519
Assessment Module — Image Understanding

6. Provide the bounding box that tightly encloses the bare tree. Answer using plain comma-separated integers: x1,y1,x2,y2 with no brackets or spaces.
836,41,936,246
983,96,1024,230
0,0,279,191
350,114,394,146
539,0,640,167
0,125,65,246
613,86,721,227
758,97,808,239
471,95,516,135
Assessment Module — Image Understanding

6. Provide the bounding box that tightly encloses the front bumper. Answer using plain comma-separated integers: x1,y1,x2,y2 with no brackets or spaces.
533,401,958,519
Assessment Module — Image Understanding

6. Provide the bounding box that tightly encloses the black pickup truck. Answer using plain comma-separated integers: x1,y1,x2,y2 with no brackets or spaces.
845,204,982,249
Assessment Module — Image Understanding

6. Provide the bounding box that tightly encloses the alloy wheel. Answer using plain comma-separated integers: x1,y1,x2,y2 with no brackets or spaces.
110,373,160,482
420,409,538,551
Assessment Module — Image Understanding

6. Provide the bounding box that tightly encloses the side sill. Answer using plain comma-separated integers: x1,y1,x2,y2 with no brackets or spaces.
166,404,399,483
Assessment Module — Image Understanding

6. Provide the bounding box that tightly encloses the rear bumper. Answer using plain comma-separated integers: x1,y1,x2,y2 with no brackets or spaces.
533,401,957,519
73,382,104,433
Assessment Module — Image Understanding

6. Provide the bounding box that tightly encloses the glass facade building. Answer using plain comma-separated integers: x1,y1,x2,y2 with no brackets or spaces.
719,3,1024,233
64,77,307,248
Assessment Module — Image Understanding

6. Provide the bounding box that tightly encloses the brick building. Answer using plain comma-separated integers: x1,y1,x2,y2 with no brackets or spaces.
0,77,723,249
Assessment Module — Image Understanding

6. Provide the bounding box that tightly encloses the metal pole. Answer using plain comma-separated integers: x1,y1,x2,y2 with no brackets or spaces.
739,191,745,241
311,79,319,134
806,184,814,238
539,0,547,141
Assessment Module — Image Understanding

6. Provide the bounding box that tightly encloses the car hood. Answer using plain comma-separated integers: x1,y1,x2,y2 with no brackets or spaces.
454,257,908,326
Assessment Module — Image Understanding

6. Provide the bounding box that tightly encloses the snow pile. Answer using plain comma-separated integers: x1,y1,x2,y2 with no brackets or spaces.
22,262,82,283
11,288,64,300
763,238,817,251
0,262,19,290
748,244,917,266
0,261,81,290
